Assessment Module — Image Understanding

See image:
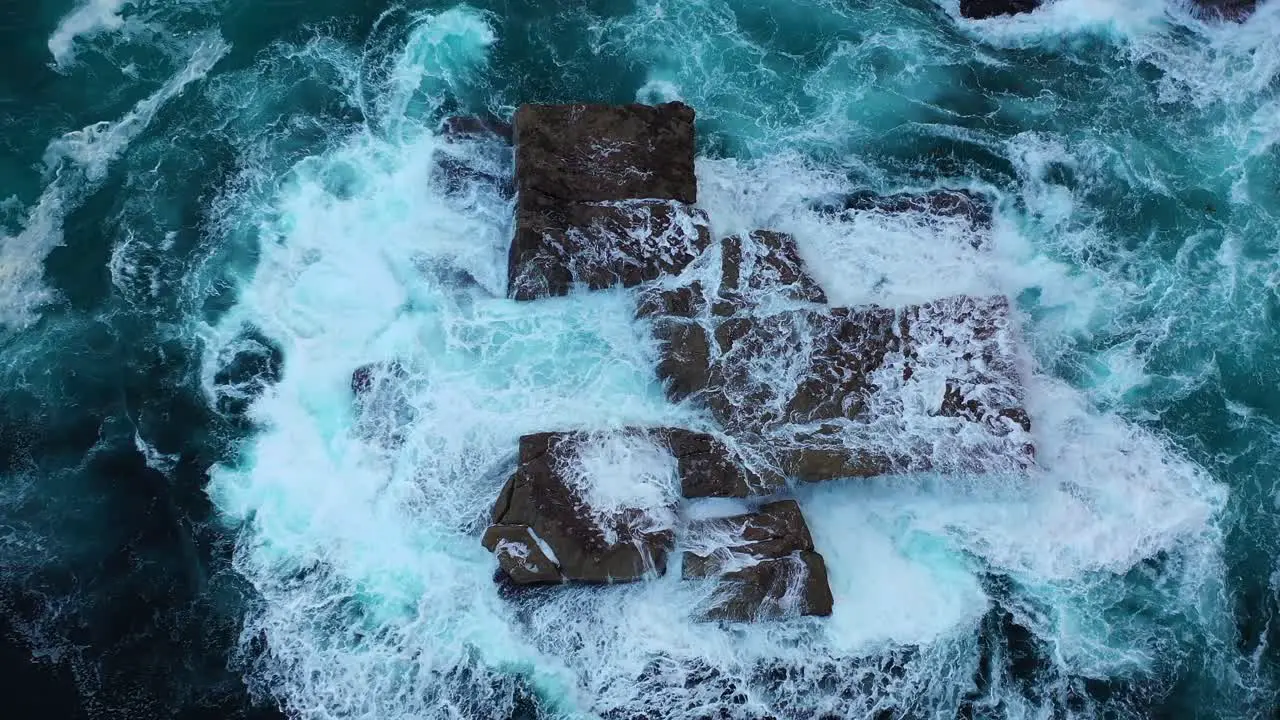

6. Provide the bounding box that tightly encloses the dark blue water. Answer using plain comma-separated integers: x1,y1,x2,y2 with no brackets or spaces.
2,1,1278,718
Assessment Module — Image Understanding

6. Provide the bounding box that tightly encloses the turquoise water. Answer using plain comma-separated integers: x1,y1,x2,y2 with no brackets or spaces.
1,1,1278,718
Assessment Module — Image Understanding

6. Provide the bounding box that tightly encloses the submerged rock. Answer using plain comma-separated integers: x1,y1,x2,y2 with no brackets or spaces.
837,188,993,240
959,0,1041,19
683,500,833,621
441,115,513,144
507,102,709,300
212,327,283,415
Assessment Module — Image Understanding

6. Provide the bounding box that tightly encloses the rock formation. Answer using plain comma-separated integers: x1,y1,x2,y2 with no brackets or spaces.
683,500,833,621
1191,0,1257,21
642,232,1034,481
483,431,677,584
479,101,1039,624
959,0,1041,18
507,102,711,300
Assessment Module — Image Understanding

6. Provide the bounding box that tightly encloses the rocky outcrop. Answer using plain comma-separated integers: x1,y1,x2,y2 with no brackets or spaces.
482,431,677,584
683,500,833,621
642,232,1034,481
1191,0,1257,21
959,0,1041,18
508,102,711,300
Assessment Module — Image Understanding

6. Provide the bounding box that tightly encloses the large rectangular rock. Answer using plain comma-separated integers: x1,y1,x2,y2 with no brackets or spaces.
640,231,1035,482
508,102,709,300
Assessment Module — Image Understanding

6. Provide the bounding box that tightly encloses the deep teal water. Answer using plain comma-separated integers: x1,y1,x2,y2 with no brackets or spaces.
1,1,1278,718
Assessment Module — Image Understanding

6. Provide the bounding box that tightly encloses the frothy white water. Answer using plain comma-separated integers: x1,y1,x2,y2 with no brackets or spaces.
48,0,132,68
202,7,1230,719
0,35,228,332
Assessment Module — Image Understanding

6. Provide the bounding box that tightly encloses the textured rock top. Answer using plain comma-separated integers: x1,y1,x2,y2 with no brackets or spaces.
514,102,697,204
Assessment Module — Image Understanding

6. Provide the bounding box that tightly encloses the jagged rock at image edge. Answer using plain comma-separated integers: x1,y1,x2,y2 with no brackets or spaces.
641,231,1035,482
959,0,1041,19
683,500,834,621
481,429,787,587
959,0,1257,22
1190,0,1258,21
507,102,709,300
441,115,513,144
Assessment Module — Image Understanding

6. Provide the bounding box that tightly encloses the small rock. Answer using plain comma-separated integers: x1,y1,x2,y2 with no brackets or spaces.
959,0,1041,19
1191,0,1257,21
683,500,833,621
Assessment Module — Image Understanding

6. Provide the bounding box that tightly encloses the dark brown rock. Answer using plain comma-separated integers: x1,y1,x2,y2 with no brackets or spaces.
637,282,705,319
483,432,675,584
646,295,1034,480
683,501,833,621
665,428,785,498
481,524,564,584
959,0,1041,19
653,320,712,400
483,427,790,586
1191,0,1257,21
508,196,711,300
719,231,827,308
507,102,707,300
513,102,696,204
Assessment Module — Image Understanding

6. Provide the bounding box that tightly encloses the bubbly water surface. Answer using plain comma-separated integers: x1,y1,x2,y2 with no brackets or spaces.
1,1,1278,718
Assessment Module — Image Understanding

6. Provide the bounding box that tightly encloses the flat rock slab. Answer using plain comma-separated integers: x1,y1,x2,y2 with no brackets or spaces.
508,102,709,300
514,102,696,203
641,231,1034,481
683,500,833,621
483,428,782,586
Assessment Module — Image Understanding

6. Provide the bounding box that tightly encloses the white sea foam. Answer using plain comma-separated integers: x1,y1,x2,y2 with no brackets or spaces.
0,35,228,332
201,5,1233,719
48,0,132,68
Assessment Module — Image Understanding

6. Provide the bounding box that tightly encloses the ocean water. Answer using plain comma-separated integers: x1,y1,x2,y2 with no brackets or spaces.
1,0,1278,718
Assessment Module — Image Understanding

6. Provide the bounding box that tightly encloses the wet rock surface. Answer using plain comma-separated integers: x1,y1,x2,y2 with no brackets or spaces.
1191,0,1257,21
481,428,792,585
959,0,1041,19
483,431,676,584
683,500,833,621
508,102,710,299
644,233,1034,481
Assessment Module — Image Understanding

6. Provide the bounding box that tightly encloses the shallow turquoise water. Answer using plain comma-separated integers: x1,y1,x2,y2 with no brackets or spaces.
1,1,1278,718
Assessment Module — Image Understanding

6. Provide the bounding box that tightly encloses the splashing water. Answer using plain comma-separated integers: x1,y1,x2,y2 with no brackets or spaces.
2,0,1278,718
